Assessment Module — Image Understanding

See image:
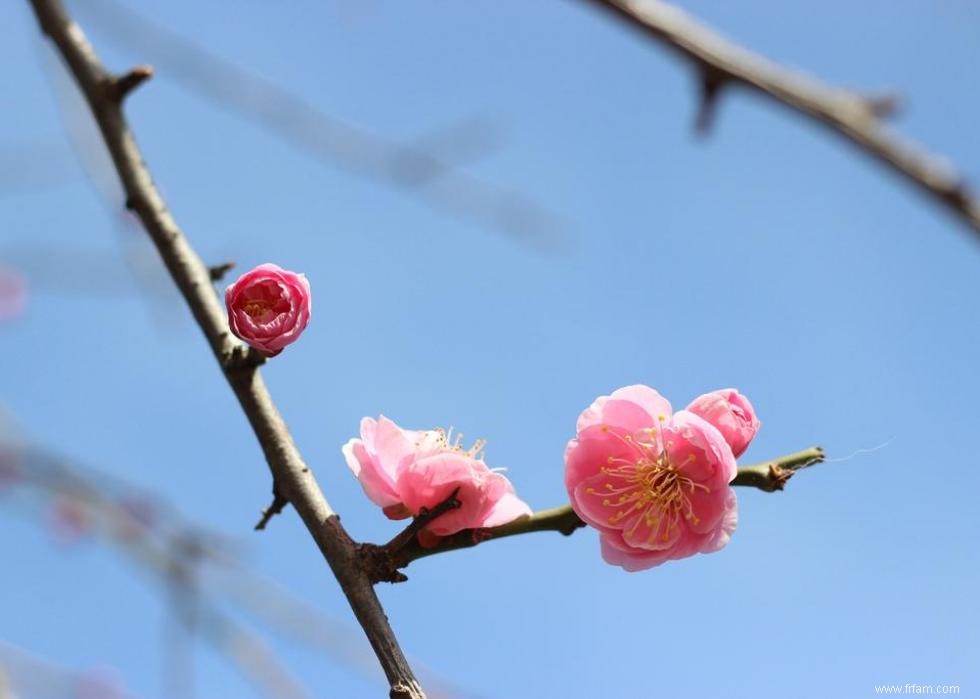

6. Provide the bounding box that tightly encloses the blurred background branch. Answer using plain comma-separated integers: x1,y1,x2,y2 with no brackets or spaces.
583,0,980,239
0,425,472,699
72,0,563,250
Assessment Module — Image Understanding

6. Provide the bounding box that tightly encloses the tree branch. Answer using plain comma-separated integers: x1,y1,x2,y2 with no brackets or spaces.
26,2,425,696
365,446,824,581
730,446,824,492
583,0,980,238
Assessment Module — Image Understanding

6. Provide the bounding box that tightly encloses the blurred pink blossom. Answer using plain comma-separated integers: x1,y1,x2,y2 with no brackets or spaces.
0,265,27,321
343,416,531,541
224,263,311,356
565,385,739,571
687,388,760,458
74,668,127,699
48,496,92,546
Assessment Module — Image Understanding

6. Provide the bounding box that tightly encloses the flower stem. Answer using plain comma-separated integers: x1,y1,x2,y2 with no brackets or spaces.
731,446,824,492
383,446,824,574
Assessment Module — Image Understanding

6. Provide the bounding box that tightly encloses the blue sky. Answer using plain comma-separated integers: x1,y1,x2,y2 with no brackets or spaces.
2,1,979,697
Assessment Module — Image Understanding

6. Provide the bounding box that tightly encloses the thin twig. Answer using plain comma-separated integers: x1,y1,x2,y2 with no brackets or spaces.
382,487,462,554
107,64,153,101
26,2,425,697
584,0,980,238
368,446,825,579
208,261,236,282
254,486,289,531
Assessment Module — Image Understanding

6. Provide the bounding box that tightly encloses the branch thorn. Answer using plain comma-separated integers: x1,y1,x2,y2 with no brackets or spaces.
694,69,727,136
109,65,154,102
208,261,236,282
255,483,289,530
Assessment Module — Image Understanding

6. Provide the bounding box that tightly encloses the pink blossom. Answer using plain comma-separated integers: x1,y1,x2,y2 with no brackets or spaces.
49,496,92,546
564,385,738,570
0,265,27,321
686,388,760,458
225,263,311,356
343,416,532,540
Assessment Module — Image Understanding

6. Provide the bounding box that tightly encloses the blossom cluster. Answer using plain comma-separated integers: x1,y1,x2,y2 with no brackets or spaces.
564,385,758,570
223,263,761,570
342,386,758,569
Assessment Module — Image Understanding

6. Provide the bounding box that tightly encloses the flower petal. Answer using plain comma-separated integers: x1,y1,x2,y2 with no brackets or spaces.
342,438,400,507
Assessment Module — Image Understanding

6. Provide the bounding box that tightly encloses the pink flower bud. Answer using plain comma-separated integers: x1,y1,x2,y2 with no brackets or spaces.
343,416,532,541
564,385,738,571
686,388,760,458
225,263,311,357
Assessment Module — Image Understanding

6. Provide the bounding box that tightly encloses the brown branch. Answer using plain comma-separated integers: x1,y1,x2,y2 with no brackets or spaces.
26,2,425,697
584,0,980,238
364,446,824,581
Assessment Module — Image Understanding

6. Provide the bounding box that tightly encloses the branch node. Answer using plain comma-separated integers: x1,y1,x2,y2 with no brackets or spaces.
254,484,289,530
358,543,409,584
362,488,462,583
208,261,236,282
559,517,589,536
944,180,971,208
384,487,461,554
862,91,903,119
694,69,728,136
221,344,266,372
107,65,154,102
765,464,792,491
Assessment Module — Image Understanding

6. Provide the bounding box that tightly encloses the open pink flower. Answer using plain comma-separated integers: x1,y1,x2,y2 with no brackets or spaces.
565,385,738,571
225,263,311,356
687,388,760,458
343,416,531,540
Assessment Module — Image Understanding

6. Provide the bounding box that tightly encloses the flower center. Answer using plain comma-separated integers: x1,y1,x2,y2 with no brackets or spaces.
427,427,487,460
243,300,270,318
588,425,708,543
